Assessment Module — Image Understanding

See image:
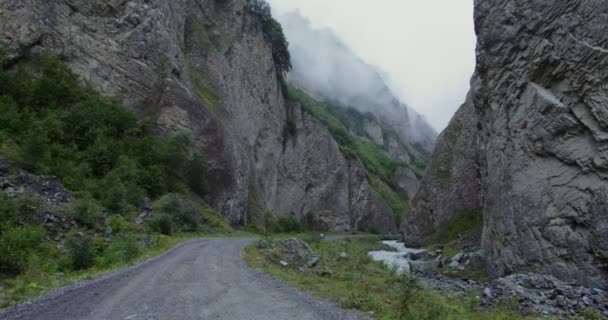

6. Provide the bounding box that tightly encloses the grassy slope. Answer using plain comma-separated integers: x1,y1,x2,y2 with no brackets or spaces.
245,238,538,320
0,54,235,307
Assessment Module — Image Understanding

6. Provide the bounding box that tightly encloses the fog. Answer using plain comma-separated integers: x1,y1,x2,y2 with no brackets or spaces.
268,0,477,132
278,12,437,147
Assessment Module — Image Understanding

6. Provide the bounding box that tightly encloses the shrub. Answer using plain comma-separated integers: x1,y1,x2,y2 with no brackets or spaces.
579,308,603,320
302,233,322,245
0,193,40,227
262,210,275,236
64,198,103,230
0,54,208,218
108,215,128,233
101,234,141,266
245,219,264,234
64,231,95,270
152,194,201,232
247,0,291,76
150,214,173,235
201,206,232,233
276,215,304,233
0,226,45,275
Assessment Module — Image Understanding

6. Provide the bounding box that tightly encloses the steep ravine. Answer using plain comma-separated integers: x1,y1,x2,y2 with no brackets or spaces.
0,0,404,233
405,0,608,289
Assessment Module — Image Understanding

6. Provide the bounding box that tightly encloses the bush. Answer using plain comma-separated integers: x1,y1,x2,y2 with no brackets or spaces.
62,198,103,230
0,54,208,216
262,210,275,236
100,234,141,266
0,193,41,227
161,195,201,232
108,215,128,233
302,233,322,245
245,219,264,234
65,231,95,270
0,226,45,275
150,214,173,235
276,215,304,233
201,206,232,233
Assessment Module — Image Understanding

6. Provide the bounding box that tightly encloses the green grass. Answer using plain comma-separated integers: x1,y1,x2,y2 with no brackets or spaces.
193,76,220,112
369,177,408,227
434,208,484,244
245,238,530,320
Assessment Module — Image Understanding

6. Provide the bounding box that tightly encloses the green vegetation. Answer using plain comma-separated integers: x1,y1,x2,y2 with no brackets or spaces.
193,75,220,111
285,86,413,225
0,54,208,212
286,86,403,189
150,194,232,235
0,53,232,306
369,178,408,227
245,238,528,320
247,0,292,76
433,208,484,244
259,210,305,235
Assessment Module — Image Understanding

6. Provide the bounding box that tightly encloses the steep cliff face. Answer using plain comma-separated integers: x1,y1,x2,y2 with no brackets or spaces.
0,0,395,233
405,0,608,288
403,97,482,246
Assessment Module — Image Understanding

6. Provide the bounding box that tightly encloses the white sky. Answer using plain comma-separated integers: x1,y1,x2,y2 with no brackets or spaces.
268,0,477,131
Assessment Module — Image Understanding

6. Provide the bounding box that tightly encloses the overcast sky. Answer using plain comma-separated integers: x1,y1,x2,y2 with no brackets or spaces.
268,0,477,131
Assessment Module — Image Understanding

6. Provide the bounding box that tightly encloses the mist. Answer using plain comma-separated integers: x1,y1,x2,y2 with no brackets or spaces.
277,11,437,147
268,0,476,132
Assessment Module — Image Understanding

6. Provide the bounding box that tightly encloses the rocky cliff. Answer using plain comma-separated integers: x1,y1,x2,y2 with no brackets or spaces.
0,0,396,233
405,0,608,288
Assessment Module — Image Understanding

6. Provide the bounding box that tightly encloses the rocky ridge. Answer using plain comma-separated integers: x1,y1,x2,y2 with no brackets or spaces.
404,0,608,289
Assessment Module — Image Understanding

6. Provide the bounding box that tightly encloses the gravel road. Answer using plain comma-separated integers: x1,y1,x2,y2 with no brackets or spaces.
0,238,369,320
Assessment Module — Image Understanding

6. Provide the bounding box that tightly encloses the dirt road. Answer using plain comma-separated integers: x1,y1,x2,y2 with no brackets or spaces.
0,238,368,320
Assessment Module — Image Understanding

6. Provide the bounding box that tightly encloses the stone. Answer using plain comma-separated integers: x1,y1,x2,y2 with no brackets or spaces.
306,257,319,268
337,252,348,259
409,260,440,275
452,252,465,263
409,251,430,261
483,287,493,298
582,296,591,306
269,239,319,270
449,260,460,269
403,0,608,288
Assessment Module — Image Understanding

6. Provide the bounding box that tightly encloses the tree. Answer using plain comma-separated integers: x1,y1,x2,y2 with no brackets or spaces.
247,0,292,76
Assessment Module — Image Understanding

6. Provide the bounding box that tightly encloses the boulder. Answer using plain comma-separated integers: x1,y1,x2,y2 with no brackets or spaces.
409,259,440,275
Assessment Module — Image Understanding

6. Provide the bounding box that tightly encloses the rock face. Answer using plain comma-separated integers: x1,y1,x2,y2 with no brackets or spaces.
405,0,608,288
403,99,481,246
0,0,396,233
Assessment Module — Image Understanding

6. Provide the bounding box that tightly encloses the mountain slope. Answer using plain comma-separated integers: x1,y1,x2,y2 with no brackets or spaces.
404,0,608,289
279,12,437,153
0,0,396,233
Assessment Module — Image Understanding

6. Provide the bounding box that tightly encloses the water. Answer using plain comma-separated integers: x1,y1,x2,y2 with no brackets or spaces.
368,240,426,273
